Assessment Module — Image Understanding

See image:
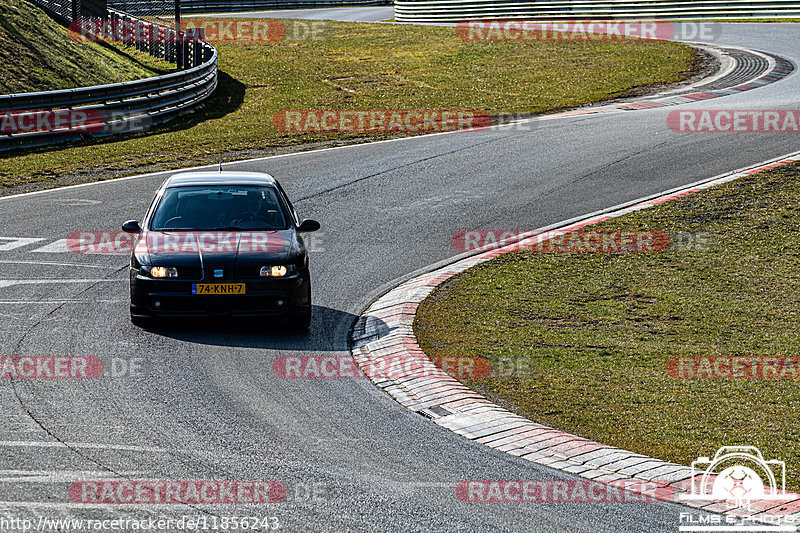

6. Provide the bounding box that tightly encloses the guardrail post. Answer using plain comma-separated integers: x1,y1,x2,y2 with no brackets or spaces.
183,34,191,69
147,22,154,59
157,24,166,62
164,24,175,64
175,0,184,70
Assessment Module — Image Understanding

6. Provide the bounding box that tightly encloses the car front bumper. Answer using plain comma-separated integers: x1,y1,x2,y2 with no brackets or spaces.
130,270,310,318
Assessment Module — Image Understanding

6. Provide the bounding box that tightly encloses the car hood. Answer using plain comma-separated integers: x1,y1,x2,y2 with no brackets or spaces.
134,230,296,270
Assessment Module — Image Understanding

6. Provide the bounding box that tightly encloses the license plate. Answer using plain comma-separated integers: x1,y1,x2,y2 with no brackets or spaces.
192,283,246,295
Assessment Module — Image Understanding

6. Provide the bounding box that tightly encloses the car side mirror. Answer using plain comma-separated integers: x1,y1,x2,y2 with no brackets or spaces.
122,220,142,234
297,219,320,233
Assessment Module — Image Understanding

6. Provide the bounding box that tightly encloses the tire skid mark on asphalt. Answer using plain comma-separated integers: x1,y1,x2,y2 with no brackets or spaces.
0,41,789,207
0,27,792,529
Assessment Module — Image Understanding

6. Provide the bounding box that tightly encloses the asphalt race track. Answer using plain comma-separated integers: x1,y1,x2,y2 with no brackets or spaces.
183,6,394,21
0,15,798,532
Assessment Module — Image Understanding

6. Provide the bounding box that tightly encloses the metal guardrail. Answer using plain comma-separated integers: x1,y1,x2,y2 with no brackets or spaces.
1,6,218,152
105,8,208,68
28,0,75,23
110,0,390,15
394,0,800,22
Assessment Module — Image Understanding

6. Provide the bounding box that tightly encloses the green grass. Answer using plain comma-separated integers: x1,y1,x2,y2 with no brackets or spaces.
686,18,800,22
414,163,800,490
0,0,165,93
1,18,695,193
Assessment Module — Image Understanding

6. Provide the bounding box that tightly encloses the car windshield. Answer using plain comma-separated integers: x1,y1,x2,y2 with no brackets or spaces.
150,185,290,231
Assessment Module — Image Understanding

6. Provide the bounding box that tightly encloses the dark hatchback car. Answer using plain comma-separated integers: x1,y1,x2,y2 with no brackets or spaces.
123,172,320,329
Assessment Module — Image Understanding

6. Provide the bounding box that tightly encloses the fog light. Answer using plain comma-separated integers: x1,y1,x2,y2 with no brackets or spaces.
154,300,161,308
276,299,286,307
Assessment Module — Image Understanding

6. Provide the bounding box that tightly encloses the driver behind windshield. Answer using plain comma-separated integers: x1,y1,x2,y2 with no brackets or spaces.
150,187,288,231
232,190,283,229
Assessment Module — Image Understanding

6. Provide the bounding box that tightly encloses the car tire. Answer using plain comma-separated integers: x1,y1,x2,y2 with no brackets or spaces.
288,307,311,331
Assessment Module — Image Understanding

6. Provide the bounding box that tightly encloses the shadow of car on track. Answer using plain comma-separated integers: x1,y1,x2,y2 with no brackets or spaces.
133,304,390,351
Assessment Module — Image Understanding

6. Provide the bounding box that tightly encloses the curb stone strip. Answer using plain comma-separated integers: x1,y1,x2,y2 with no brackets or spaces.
351,150,800,517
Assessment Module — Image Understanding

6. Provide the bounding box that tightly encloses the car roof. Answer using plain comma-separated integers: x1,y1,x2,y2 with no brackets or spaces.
163,171,278,188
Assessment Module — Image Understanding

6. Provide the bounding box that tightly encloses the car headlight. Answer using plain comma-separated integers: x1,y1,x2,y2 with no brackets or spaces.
149,266,179,278
260,265,295,278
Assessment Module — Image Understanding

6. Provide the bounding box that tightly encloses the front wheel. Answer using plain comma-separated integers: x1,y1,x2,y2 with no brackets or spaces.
287,306,311,331
287,275,312,331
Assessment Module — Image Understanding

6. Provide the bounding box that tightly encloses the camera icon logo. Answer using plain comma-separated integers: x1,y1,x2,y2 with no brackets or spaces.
681,446,790,510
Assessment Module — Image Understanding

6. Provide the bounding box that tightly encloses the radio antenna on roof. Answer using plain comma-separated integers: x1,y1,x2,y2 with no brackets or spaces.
218,156,223,173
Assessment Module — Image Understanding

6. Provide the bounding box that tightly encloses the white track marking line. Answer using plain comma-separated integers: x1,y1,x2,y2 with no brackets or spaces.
0,280,117,289
0,441,168,453
0,501,267,509
29,240,69,253
0,501,160,509
43,198,103,206
0,470,143,483
0,239,46,252
385,481,454,488
0,127,490,203
0,299,122,304
0,260,110,269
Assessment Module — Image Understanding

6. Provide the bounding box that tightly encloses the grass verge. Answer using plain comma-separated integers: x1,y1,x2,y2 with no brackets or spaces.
0,0,165,93
2,18,698,194
414,162,800,490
